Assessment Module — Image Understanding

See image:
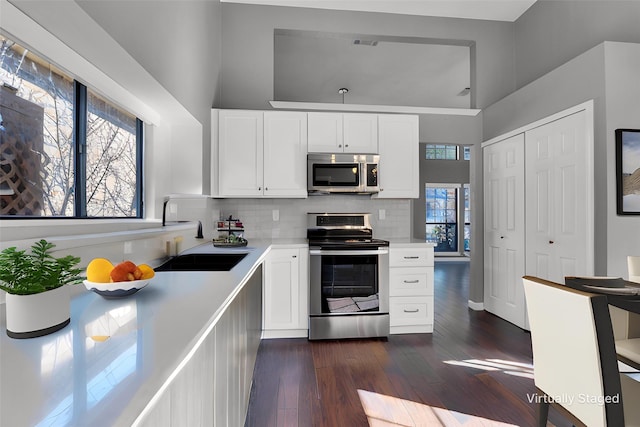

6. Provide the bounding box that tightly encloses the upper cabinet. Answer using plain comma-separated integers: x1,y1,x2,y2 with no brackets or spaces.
213,109,418,199
216,110,308,198
373,114,419,199
308,113,378,154
218,110,264,197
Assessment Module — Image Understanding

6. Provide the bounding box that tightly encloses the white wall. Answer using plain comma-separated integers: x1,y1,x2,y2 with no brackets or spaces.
515,0,640,90
604,42,640,277
483,41,640,282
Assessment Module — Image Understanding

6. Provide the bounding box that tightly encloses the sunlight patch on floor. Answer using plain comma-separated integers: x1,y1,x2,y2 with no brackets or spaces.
443,358,534,379
357,389,519,426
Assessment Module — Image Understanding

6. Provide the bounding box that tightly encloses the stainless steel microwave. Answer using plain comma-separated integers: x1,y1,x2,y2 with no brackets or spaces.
307,153,379,194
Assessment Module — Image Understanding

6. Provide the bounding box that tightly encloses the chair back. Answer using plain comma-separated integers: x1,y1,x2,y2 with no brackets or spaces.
628,256,640,283
523,276,624,427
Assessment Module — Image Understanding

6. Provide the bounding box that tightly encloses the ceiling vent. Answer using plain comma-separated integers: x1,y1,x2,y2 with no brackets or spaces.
353,39,378,47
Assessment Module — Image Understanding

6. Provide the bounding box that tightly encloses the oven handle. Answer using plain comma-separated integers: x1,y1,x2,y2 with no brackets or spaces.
309,248,389,256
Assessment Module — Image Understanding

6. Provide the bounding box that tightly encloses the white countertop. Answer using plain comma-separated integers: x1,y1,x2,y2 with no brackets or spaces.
0,241,288,427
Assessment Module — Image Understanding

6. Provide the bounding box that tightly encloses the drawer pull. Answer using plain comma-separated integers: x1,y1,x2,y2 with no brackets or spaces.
403,309,420,313
403,280,420,284
403,256,420,259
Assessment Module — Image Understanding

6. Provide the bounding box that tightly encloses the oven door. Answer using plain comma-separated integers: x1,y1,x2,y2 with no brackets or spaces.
309,248,389,316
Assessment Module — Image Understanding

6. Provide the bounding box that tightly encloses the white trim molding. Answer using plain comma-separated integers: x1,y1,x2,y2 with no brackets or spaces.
468,300,484,311
269,101,481,116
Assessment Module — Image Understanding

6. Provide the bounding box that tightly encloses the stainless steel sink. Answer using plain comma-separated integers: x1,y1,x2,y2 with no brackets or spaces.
155,253,248,272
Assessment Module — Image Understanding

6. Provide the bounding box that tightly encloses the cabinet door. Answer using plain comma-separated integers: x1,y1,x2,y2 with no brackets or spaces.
343,113,378,153
483,134,526,329
264,248,302,331
263,112,308,197
525,110,592,282
218,110,263,197
307,112,343,153
374,114,419,198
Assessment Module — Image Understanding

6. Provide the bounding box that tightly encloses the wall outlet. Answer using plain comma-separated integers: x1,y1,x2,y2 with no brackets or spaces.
378,209,386,220
124,241,133,254
272,209,279,221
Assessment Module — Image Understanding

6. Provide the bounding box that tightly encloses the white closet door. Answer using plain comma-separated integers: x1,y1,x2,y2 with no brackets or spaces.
525,110,592,282
483,134,526,329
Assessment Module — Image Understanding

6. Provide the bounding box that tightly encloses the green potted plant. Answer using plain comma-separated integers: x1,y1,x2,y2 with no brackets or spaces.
0,239,83,338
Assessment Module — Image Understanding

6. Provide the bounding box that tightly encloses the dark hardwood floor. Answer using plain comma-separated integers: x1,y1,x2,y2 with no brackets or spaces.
245,261,571,427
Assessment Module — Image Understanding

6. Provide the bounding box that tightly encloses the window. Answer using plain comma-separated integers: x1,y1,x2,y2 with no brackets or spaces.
463,146,471,161
0,36,142,218
425,144,458,160
425,183,471,254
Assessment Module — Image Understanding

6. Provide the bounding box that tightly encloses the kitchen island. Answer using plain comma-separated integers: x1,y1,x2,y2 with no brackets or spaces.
0,242,274,427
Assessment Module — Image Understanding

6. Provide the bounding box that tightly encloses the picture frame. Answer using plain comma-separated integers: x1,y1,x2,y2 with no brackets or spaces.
616,129,640,215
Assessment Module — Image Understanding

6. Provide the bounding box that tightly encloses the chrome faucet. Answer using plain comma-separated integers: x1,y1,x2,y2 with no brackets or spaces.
195,221,204,239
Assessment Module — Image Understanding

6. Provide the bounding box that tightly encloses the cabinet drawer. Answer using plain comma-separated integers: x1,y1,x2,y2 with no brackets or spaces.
389,296,433,327
389,268,433,296
389,248,433,267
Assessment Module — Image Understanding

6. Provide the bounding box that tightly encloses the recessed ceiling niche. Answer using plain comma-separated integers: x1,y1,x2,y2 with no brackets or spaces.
273,29,474,109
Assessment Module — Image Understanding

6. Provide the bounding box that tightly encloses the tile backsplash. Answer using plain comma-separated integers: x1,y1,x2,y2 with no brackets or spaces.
208,196,412,240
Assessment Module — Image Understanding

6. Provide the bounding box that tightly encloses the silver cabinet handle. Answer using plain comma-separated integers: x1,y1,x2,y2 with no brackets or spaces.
404,256,419,259
403,280,420,284
403,309,419,313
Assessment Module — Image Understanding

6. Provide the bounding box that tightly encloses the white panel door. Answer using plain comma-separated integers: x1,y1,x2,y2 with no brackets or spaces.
483,134,526,329
374,114,419,198
218,110,263,197
263,111,308,197
525,110,592,282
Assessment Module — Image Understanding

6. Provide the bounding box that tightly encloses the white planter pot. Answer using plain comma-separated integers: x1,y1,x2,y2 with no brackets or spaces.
5,285,71,338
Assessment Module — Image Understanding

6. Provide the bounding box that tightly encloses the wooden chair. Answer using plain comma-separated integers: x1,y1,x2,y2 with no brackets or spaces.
523,276,640,427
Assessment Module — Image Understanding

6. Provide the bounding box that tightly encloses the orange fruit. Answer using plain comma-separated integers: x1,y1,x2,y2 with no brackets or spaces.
138,264,155,280
110,260,138,282
86,258,114,283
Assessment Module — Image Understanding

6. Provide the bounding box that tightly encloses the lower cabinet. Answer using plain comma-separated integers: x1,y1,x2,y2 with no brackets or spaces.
137,265,262,427
263,245,309,338
389,244,434,334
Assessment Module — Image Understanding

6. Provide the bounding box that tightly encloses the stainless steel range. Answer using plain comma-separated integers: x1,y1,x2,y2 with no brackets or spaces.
307,213,389,340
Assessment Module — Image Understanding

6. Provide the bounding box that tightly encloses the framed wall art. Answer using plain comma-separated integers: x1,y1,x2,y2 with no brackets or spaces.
616,128,640,215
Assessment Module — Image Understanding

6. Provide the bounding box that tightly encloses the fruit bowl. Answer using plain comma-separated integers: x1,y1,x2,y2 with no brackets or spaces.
84,279,151,298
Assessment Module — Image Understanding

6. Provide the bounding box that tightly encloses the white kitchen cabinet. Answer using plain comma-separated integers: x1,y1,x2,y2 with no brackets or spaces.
373,114,419,199
263,111,308,197
307,112,343,153
137,265,262,427
263,245,309,338
218,109,263,197
343,113,378,153
307,112,378,154
389,243,434,334
216,110,308,198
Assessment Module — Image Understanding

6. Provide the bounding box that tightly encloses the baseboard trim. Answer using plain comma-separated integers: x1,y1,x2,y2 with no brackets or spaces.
468,300,484,311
